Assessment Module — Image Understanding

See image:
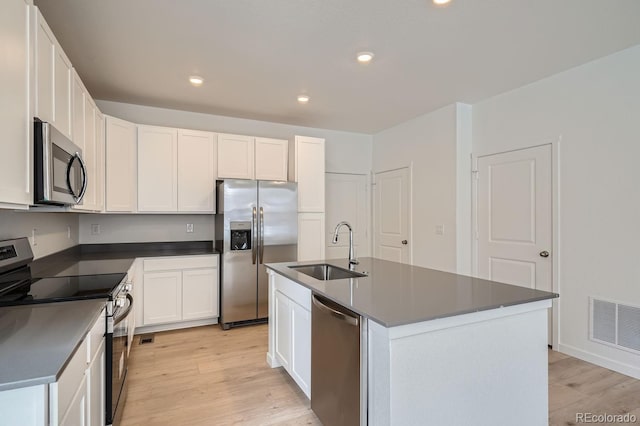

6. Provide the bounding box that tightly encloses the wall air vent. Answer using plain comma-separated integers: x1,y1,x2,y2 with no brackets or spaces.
590,297,640,354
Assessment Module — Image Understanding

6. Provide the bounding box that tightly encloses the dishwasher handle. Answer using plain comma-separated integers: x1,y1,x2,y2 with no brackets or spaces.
312,295,359,327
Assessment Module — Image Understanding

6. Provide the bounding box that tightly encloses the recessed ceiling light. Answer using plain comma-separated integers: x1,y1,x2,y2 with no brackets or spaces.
357,52,374,64
433,0,451,5
189,76,204,86
297,95,310,104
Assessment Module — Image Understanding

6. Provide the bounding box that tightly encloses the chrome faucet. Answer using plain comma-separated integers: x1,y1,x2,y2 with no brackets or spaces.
332,221,358,267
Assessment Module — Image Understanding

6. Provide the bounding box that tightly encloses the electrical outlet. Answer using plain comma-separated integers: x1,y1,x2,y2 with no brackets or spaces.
435,224,445,235
186,223,194,233
91,224,101,235
32,228,37,246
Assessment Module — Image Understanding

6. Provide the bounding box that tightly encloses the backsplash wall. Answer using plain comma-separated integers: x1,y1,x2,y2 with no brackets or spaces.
0,210,79,259
78,214,215,244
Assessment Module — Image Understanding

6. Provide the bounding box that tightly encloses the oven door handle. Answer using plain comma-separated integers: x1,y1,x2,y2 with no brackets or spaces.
114,294,134,326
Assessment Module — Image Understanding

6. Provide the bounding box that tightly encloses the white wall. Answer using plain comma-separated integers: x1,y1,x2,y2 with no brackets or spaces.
473,45,640,378
78,214,214,244
372,103,471,273
0,210,78,259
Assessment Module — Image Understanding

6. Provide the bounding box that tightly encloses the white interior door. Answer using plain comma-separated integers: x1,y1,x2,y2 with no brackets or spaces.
325,173,370,259
374,168,410,263
476,144,553,342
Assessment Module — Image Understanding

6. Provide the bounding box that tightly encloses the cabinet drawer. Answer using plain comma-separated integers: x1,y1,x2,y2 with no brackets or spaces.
52,336,88,423
143,255,218,272
273,273,311,310
87,308,106,364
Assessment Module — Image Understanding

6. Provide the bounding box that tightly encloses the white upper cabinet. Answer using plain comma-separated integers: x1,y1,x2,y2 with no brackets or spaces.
33,7,72,140
0,0,31,208
217,133,255,180
137,125,178,212
177,129,216,212
255,137,288,181
290,136,325,212
94,111,105,212
105,116,137,212
71,70,102,212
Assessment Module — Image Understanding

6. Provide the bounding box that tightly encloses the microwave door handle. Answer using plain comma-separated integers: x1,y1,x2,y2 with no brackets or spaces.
66,153,88,203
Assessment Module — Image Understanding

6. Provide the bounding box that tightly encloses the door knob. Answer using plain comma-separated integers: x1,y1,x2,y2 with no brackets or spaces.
401,240,408,245
539,251,550,258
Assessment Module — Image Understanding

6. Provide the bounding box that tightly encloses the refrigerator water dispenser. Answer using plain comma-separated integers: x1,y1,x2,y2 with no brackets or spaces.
230,221,251,250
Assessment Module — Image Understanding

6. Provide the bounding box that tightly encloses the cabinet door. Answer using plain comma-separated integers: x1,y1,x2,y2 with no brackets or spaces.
105,116,137,212
59,374,87,426
80,99,97,210
34,9,54,124
274,290,291,370
217,133,255,179
291,302,311,398
71,70,85,150
177,129,216,212
87,340,105,426
138,125,178,212
94,111,105,211
143,271,182,325
182,268,218,321
255,138,288,181
0,0,31,207
298,213,326,261
294,136,325,212
53,47,72,140
35,9,73,139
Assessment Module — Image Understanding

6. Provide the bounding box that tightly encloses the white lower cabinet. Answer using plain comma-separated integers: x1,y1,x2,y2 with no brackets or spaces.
140,255,219,331
0,308,108,426
268,272,311,398
274,291,292,370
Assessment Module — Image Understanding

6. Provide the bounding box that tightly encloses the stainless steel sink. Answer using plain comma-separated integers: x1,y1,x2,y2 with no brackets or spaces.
288,264,367,280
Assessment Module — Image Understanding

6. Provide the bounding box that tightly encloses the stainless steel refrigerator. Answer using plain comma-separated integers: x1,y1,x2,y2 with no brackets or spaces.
215,180,298,329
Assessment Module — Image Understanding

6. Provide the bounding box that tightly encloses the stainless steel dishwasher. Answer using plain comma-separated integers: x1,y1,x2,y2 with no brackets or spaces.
311,294,363,426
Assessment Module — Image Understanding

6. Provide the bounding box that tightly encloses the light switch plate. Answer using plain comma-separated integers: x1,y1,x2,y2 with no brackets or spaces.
91,224,101,235
435,224,445,235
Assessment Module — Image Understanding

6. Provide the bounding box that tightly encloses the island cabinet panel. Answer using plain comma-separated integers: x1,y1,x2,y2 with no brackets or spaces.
0,0,31,208
274,290,292,370
367,302,551,426
105,115,137,212
267,272,312,399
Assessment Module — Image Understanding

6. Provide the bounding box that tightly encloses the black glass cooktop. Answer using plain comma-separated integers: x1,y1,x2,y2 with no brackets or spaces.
0,272,126,306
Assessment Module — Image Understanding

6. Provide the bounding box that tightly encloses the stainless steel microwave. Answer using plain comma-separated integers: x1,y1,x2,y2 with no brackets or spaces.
34,119,87,206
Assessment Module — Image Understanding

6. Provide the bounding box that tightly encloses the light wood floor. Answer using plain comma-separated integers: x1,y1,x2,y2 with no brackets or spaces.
121,324,639,426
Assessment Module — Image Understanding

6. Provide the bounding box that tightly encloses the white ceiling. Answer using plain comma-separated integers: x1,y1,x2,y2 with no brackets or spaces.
34,0,640,134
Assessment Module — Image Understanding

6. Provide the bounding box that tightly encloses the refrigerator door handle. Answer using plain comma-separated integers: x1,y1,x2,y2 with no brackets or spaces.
252,207,257,264
259,207,265,263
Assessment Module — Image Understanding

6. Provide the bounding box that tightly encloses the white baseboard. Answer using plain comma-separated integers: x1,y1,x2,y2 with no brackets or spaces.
558,343,640,380
134,317,218,335
266,352,280,368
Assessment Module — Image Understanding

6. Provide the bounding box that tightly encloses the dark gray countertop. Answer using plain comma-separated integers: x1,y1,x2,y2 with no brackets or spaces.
266,257,558,328
31,241,218,277
0,241,218,391
0,299,106,391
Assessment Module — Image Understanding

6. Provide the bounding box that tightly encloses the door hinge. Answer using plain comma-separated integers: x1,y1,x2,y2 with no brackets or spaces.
474,230,479,240
472,170,479,180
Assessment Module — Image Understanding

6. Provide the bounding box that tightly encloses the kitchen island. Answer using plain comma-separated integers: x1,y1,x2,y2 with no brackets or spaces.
266,257,558,426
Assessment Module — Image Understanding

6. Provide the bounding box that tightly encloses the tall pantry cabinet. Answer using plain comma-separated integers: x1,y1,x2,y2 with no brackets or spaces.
290,136,326,261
